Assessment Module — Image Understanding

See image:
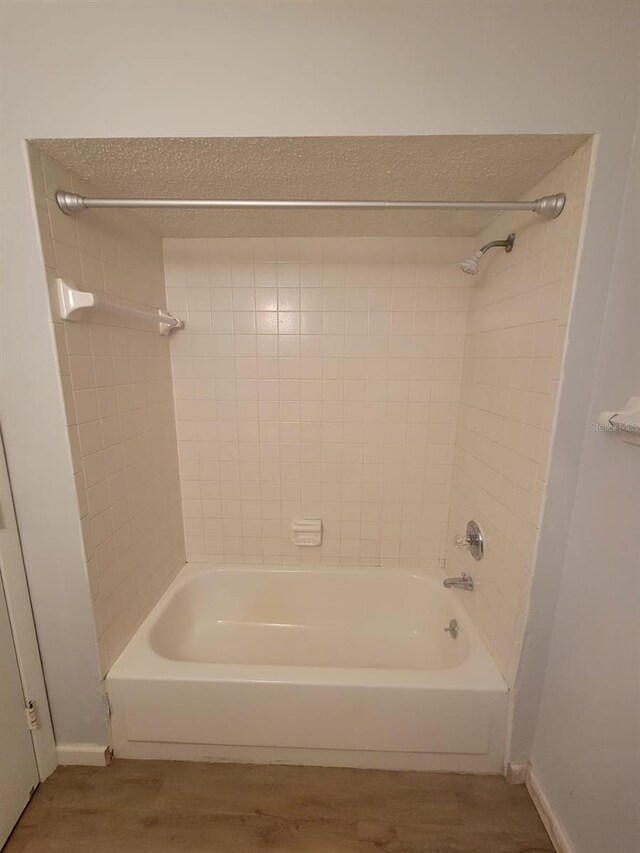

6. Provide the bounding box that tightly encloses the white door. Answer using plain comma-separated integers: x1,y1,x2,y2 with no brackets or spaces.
0,569,38,846
0,433,44,848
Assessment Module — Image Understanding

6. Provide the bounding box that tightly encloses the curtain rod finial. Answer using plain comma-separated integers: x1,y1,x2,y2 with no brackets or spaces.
56,191,87,215
534,193,566,219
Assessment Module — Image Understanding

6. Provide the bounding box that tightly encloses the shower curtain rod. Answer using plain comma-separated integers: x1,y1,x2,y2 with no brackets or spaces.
55,191,566,219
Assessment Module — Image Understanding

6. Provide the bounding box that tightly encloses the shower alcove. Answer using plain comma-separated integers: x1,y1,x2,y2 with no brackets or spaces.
28,134,592,771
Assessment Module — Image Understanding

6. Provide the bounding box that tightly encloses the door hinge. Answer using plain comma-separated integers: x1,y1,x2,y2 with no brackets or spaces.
25,700,39,731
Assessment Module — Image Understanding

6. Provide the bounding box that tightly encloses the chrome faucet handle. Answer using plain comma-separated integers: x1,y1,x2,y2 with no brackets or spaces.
454,520,484,561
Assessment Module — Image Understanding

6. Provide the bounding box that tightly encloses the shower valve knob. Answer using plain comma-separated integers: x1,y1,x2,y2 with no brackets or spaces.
454,521,484,561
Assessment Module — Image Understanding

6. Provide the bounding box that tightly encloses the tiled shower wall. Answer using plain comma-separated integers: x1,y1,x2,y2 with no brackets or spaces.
31,139,589,686
165,237,474,567
444,141,592,684
30,149,185,674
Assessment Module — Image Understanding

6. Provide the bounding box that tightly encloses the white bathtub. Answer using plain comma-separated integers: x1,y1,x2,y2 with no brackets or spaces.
107,564,508,772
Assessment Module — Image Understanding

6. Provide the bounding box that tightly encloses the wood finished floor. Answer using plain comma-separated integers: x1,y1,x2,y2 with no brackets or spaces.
5,760,554,852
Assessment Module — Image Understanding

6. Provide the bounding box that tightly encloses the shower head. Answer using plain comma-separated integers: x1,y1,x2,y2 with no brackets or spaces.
460,233,515,276
460,251,482,275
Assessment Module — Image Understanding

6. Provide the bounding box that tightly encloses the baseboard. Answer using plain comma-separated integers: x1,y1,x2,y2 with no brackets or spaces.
505,761,529,785
526,767,576,853
56,744,113,767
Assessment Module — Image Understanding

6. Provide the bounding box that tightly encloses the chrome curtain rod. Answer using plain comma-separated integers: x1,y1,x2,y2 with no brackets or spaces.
55,190,566,219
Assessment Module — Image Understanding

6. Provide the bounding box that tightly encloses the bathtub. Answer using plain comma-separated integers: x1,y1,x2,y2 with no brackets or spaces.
107,564,508,772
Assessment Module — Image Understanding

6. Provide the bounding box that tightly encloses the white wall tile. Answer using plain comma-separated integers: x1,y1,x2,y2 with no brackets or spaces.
32,149,185,676
166,237,473,571
444,141,592,684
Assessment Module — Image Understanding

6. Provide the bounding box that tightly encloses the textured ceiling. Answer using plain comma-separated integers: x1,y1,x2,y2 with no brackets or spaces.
31,135,588,237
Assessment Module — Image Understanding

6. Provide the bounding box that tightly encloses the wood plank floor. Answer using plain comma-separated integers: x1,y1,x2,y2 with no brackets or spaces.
5,760,554,852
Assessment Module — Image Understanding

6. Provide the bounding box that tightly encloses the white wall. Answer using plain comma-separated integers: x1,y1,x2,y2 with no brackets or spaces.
1,1,638,748
519,109,640,853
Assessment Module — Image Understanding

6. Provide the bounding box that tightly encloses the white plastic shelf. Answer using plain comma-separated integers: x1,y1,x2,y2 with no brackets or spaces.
57,278,184,336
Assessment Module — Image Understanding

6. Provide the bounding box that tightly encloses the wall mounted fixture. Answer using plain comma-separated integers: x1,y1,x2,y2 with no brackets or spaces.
443,573,475,592
455,520,485,561
54,190,566,219
57,279,184,335
291,519,323,547
460,233,516,275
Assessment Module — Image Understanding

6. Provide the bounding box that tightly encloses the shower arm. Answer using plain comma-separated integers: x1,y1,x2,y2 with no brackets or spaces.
54,191,566,219
479,233,516,254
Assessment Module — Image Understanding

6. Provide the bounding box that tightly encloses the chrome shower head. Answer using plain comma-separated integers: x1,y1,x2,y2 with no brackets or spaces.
460,233,515,276
460,251,482,275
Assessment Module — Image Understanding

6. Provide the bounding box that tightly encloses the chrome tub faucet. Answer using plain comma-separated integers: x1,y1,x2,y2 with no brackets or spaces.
443,572,475,592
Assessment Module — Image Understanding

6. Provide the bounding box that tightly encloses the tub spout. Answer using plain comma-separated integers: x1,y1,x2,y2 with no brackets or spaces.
443,573,474,591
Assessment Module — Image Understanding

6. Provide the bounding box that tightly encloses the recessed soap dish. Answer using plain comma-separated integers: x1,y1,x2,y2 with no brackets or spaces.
292,519,322,547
